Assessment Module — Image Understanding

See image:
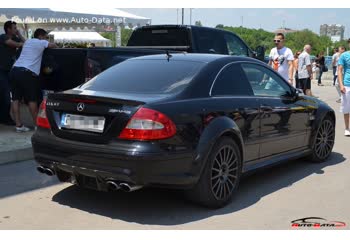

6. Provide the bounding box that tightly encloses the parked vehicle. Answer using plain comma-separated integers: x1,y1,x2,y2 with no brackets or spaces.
32,53,335,208
40,25,265,93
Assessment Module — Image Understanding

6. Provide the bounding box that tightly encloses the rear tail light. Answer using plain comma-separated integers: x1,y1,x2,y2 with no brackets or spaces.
36,99,51,129
119,107,176,141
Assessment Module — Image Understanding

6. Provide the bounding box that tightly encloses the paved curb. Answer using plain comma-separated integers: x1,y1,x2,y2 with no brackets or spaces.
0,147,34,165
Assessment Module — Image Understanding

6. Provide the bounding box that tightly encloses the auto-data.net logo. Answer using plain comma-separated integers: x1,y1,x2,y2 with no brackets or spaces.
291,217,346,228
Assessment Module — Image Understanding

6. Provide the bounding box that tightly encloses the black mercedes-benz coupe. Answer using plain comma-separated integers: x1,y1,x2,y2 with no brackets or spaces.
32,53,335,208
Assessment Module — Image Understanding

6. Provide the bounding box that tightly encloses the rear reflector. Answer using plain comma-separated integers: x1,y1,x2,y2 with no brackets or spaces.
119,107,176,141
36,99,51,129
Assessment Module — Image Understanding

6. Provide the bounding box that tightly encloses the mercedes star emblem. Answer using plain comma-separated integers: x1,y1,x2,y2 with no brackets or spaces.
77,103,85,112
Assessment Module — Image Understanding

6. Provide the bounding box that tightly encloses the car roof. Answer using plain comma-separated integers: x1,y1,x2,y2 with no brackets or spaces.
129,53,263,64
136,24,241,37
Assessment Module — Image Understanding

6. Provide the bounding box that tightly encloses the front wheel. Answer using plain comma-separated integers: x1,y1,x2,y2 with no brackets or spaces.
307,116,335,163
186,137,242,208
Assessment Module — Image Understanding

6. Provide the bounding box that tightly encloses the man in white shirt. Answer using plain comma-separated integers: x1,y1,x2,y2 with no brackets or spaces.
10,28,57,132
268,33,294,85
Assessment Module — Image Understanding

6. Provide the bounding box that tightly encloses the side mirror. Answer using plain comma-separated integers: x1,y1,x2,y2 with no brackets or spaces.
255,46,265,61
293,88,304,100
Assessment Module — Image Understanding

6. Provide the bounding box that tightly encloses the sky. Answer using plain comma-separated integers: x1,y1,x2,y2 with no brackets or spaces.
124,8,350,38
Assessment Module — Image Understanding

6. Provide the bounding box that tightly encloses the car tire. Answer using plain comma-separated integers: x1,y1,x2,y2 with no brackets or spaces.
186,137,242,208
306,116,335,163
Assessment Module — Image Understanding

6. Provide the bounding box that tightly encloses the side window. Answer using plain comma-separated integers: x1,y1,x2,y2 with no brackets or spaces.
194,29,228,55
241,63,292,97
224,34,248,56
211,63,254,96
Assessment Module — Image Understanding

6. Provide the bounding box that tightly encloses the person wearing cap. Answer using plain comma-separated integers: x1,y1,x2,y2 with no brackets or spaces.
338,39,350,136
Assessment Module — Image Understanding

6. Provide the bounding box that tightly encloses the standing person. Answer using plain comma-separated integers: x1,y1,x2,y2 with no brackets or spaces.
335,46,346,103
0,21,25,125
337,39,350,136
298,45,313,96
293,51,301,88
268,33,294,85
332,48,340,86
10,28,57,132
316,51,325,86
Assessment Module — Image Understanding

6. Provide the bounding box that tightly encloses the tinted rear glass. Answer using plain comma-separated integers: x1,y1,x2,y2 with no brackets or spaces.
79,59,205,94
128,28,190,47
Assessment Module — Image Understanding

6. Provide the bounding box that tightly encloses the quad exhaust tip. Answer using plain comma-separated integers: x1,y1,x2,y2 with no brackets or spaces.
37,166,55,176
106,181,120,191
106,181,143,192
119,183,143,192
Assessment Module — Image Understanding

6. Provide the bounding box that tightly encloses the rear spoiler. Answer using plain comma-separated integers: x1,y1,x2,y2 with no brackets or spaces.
126,46,190,51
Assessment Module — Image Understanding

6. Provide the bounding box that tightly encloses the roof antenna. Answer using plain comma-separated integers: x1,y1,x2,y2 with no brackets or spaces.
166,50,172,62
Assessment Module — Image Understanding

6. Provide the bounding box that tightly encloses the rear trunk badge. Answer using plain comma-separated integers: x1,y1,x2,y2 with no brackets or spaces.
77,103,85,112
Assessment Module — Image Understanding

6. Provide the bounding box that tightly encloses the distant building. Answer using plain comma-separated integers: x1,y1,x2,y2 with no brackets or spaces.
320,24,345,42
273,27,298,35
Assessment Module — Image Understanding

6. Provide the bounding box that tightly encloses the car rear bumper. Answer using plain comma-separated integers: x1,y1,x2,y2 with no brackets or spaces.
31,129,198,190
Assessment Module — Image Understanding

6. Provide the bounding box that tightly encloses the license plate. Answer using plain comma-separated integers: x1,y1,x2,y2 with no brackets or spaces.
61,114,105,133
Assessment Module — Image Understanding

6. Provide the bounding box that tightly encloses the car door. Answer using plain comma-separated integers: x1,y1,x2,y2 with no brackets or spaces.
240,63,310,158
210,62,261,162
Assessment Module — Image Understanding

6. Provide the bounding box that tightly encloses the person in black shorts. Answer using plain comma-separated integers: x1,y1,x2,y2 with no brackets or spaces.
297,45,313,96
10,28,57,132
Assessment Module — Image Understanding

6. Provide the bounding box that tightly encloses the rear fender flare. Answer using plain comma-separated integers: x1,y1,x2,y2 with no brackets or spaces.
191,116,244,179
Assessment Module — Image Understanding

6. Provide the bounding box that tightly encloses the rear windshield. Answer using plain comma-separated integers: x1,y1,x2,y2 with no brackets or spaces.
127,28,190,47
79,59,205,94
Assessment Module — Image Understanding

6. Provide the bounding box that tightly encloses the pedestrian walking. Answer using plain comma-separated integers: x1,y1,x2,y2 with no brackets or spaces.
268,33,294,84
298,45,313,96
332,48,340,86
337,39,350,136
293,51,301,88
10,28,57,132
0,21,25,126
335,46,346,103
316,52,326,86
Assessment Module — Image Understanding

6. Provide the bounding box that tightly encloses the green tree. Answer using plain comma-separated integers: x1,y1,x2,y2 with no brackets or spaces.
220,25,334,56
195,21,203,27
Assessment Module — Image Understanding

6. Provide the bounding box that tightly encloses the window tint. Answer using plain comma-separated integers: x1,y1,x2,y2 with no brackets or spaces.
194,29,228,55
128,28,190,47
80,59,205,94
211,63,254,96
224,34,248,56
241,63,292,97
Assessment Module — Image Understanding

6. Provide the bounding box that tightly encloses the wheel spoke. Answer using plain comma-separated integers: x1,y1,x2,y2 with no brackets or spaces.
228,158,237,168
228,167,238,173
212,178,220,191
224,182,231,196
227,149,233,163
219,150,224,164
227,178,235,188
212,174,221,180
228,173,237,179
218,183,223,199
214,158,221,168
212,167,221,173
222,182,227,199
